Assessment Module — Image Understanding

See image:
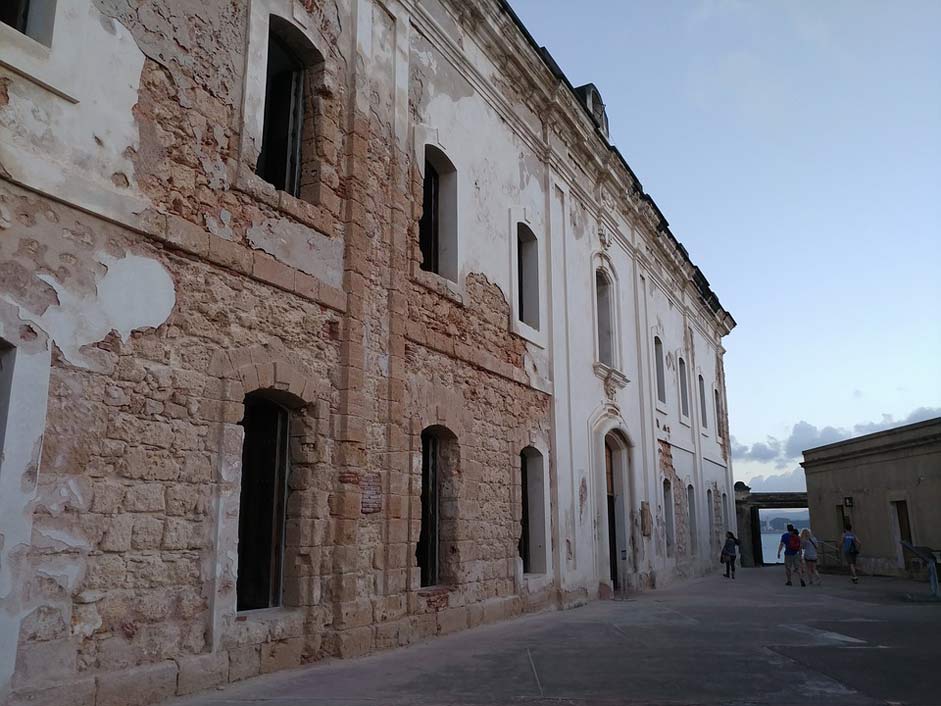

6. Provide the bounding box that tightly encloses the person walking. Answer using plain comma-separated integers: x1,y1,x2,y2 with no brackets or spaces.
841,522,861,584
721,531,740,579
800,528,822,585
777,524,805,586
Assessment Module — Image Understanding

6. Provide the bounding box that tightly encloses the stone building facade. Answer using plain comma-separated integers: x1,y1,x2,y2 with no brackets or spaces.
0,1,735,704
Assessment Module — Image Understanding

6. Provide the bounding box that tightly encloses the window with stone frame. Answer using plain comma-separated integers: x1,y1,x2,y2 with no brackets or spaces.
256,15,323,200
1,0,56,46
419,145,458,281
595,269,615,367
417,425,459,587
516,223,539,330
654,336,666,404
678,357,690,418
237,392,291,611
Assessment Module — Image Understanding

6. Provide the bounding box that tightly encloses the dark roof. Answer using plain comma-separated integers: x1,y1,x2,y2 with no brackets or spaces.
498,1,734,326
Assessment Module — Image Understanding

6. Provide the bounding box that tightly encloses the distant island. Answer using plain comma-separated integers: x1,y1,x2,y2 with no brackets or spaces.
760,511,809,532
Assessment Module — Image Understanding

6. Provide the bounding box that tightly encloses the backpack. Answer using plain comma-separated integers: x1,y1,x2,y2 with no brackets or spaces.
787,533,802,552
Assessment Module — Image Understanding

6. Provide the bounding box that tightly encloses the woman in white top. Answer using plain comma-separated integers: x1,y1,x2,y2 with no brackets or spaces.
800,528,822,585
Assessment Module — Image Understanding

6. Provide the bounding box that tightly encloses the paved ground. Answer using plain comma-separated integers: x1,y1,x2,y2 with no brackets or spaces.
171,568,941,706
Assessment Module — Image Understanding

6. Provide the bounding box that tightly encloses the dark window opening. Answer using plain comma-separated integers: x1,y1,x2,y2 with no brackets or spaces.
419,160,440,275
1,1,29,33
237,393,290,611
654,336,666,403
257,30,305,196
679,358,690,417
699,375,708,428
663,479,674,557
417,430,440,587
596,270,614,366
517,223,539,329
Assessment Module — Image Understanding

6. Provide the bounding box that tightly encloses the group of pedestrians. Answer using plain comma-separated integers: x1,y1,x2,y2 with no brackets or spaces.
776,524,823,586
718,522,862,585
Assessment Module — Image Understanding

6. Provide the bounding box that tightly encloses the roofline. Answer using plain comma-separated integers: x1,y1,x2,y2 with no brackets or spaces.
497,0,735,329
801,417,941,458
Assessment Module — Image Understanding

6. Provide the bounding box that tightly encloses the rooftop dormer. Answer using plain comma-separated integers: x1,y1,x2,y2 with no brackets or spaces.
574,83,609,138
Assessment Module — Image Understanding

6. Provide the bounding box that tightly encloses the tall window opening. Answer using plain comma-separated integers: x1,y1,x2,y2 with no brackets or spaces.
663,479,674,557
654,336,666,404
678,358,690,418
519,447,547,574
417,426,458,587
237,393,291,610
0,340,15,459
419,145,458,281
1,0,55,46
604,439,619,589
721,492,730,530
714,389,722,431
256,16,321,197
687,484,697,555
517,224,539,329
596,270,614,366
698,375,708,428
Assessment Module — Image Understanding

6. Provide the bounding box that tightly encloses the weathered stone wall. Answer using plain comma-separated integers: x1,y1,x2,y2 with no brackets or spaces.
0,0,733,703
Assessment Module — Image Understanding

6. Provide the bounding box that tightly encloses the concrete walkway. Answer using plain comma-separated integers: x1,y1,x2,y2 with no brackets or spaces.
170,569,941,706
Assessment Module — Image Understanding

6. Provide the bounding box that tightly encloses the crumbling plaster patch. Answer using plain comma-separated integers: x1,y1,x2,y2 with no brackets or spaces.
247,219,343,290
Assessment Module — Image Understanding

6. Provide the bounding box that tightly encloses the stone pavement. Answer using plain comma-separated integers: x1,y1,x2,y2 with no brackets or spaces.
169,568,941,706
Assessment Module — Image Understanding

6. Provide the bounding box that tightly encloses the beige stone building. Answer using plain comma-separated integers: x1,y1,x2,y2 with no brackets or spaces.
803,417,941,577
0,1,735,703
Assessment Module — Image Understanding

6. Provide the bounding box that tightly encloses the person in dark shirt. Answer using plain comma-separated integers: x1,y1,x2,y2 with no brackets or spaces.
721,531,740,579
777,524,806,586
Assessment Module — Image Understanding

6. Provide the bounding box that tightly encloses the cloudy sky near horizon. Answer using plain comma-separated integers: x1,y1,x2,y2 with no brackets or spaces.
510,0,941,491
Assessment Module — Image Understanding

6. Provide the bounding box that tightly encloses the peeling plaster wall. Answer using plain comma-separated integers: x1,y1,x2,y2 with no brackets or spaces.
0,0,735,701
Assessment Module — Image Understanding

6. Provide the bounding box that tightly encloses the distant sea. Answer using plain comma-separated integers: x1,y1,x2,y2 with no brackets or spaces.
760,532,784,564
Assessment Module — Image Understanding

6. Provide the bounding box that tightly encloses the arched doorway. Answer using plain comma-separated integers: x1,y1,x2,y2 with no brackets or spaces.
602,430,631,592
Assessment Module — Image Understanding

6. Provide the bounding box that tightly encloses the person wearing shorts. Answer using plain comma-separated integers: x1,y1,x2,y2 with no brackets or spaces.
777,524,805,586
842,523,861,584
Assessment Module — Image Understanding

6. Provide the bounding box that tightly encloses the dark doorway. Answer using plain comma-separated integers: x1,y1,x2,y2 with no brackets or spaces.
893,500,913,570
237,394,290,611
605,441,618,590
519,452,531,574
750,505,762,564
417,430,440,587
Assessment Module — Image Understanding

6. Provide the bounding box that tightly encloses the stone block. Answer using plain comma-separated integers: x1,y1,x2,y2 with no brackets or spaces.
336,626,373,658
176,652,229,695
227,645,261,682
95,661,178,706
123,483,166,512
260,638,304,674
437,606,468,635
9,677,96,706
11,637,77,688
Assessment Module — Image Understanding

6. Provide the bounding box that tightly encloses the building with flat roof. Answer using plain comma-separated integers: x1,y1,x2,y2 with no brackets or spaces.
802,417,941,577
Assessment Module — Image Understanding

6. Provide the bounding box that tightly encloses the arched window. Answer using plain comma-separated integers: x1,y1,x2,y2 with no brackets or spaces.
698,375,708,428
419,145,458,281
678,357,690,418
417,425,458,587
1,0,56,46
519,447,547,574
662,478,674,557
687,484,698,554
517,224,539,329
256,16,323,198
237,392,291,610
654,336,666,404
596,270,614,367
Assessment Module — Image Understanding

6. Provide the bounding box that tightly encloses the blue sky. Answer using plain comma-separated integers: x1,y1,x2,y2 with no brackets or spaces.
510,0,941,489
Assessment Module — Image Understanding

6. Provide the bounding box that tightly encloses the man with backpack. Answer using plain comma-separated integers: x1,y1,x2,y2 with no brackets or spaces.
777,524,806,587
841,522,862,584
